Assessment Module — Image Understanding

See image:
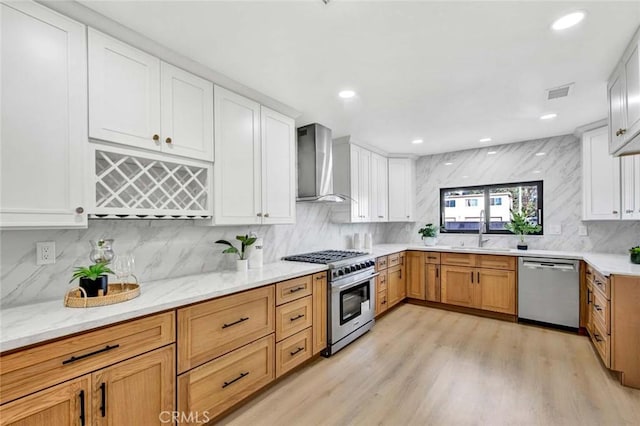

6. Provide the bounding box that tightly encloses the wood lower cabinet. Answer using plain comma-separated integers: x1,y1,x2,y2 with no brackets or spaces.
426,263,441,302
406,252,426,300
312,272,328,355
441,265,476,308
276,328,312,378
275,296,313,341
387,264,406,308
375,253,406,315
0,376,90,426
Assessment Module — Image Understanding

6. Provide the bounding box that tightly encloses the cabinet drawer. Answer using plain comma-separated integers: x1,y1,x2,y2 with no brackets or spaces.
589,319,611,368
591,289,611,334
275,328,312,378
177,286,274,373
0,312,174,405
388,253,400,267
276,296,313,342
477,255,516,271
441,252,476,267
177,334,274,423
377,270,388,292
376,290,388,315
275,275,312,305
376,256,388,271
588,266,611,299
425,252,441,264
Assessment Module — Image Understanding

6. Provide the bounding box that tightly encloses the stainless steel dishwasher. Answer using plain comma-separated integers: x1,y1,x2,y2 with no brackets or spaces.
518,257,580,331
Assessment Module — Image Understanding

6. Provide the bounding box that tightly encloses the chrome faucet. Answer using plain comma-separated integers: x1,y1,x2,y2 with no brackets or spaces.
478,210,489,247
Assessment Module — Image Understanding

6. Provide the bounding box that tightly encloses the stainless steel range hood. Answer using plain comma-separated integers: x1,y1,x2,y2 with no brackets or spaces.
296,123,347,202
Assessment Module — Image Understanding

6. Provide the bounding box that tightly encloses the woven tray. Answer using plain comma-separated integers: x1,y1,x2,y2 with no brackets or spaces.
64,282,140,308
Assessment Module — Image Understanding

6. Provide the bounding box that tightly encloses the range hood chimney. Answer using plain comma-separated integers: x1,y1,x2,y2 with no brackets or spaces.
296,123,347,202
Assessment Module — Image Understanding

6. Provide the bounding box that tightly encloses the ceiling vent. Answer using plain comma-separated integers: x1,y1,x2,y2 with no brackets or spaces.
546,83,573,100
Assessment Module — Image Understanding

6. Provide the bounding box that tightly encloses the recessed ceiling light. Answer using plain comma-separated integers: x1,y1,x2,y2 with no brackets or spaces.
533,170,541,174
487,151,497,155
535,152,546,156
444,162,453,166
412,139,424,144
552,11,586,31
540,113,557,120
479,138,492,143
338,90,356,99
462,175,469,178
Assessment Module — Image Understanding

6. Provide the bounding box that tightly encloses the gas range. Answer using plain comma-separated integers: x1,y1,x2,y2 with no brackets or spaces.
282,250,376,282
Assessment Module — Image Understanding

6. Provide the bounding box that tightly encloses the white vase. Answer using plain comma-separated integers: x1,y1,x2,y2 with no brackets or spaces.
236,259,249,272
423,237,437,246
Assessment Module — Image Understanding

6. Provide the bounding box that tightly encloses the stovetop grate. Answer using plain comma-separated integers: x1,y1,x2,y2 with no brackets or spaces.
283,250,368,264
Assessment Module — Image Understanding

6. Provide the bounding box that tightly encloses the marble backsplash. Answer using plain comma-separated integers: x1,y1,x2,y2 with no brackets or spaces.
383,134,640,251
0,203,385,307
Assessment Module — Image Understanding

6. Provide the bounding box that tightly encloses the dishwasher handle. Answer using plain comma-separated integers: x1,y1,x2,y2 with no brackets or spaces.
521,260,576,272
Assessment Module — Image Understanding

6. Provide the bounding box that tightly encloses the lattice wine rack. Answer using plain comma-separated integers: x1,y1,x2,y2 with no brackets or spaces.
90,145,213,219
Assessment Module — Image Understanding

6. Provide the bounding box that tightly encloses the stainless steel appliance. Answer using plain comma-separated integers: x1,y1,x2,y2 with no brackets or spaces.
283,250,376,356
518,257,580,331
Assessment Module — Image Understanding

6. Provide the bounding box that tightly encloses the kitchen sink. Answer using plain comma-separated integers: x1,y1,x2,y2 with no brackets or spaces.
449,246,500,252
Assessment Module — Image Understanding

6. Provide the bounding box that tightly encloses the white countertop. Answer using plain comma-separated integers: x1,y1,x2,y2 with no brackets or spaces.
0,261,327,353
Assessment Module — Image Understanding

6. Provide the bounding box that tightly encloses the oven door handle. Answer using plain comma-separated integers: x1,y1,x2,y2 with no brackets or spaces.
335,273,379,291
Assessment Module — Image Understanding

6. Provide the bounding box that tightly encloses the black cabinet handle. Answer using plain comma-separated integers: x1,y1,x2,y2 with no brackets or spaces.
381,300,386,304
222,372,249,389
290,346,305,356
222,317,249,329
594,304,602,312
428,256,437,260
399,269,402,279
477,272,480,283
290,314,305,322
587,288,591,304
62,344,120,365
289,286,305,293
436,267,439,278
594,333,603,342
100,382,106,417
315,276,325,281
79,390,86,426
470,271,474,283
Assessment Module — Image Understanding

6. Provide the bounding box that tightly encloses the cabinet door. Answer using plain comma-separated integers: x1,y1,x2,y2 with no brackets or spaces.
88,29,161,150
621,155,640,220
160,62,213,161
370,153,388,221
93,345,174,426
261,107,296,224
1,2,87,228
426,264,441,302
312,272,327,355
214,86,262,224
582,126,621,220
608,67,627,154
477,269,516,314
386,265,404,308
0,376,90,426
623,41,640,142
388,158,415,221
358,148,371,221
349,145,362,222
441,265,475,308
406,252,425,300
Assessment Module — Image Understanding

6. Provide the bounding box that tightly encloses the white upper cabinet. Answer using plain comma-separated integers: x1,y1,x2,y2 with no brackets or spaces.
608,66,627,154
160,62,214,161
261,107,296,224
212,87,295,225
89,29,161,151
333,142,372,223
388,158,415,222
621,155,640,220
370,153,389,222
1,2,88,228
89,30,213,161
582,127,621,220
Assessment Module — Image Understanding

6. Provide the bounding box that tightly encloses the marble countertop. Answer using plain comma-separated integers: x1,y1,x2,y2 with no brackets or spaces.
0,261,327,353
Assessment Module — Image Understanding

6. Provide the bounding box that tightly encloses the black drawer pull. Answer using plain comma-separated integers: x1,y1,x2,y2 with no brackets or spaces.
79,390,86,426
290,313,305,321
222,372,249,389
62,344,120,365
428,256,437,260
593,333,603,342
381,300,386,304
100,382,106,417
436,267,439,278
594,304,603,312
290,346,305,356
222,317,249,329
315,276,325,281
289,286,305,293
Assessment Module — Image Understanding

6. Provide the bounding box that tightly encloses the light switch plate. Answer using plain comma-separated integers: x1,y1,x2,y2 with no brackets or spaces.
548,225,562,235
578,225,588,236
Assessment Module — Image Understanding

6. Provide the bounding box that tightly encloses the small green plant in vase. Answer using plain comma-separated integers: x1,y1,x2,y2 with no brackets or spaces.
418,224,440,246
69,262,114,297
215,235,257,272
630,246,640,265
504,209,542,250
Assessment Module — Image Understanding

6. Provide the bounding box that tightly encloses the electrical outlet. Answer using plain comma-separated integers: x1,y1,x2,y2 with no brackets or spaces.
36,241,56,265
578,225,588,236
548,225,562,235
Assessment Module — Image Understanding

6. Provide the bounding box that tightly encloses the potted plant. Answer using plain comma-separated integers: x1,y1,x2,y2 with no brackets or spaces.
630,246,640,265
504,209,541,250
418,224,440,246
215,235,257,272
69,262,114,297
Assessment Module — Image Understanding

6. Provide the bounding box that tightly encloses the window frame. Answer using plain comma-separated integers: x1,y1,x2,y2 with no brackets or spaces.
439,180,544,235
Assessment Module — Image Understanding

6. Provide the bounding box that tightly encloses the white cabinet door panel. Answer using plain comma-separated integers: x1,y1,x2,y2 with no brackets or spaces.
370,153,388,222
161,62,213,161
89,29,161,150
261,107,295,224
582,127,621,220
1,2,87,228
621,155,640,220
349,145,361,222
214,86,261,224
623,42,640,143
608,68,627,154
358,148,371,221
388,158,415,222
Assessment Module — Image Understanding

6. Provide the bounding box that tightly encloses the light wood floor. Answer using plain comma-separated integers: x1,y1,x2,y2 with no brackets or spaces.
219,304,640,426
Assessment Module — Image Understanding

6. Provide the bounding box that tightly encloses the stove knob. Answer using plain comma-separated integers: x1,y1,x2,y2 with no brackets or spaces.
338,269,345,276
355,264,362,270
369,260,376,267
361,262,368,269
350,266,357,272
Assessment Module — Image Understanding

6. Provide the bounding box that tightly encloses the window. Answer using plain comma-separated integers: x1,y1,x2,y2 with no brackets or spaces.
440,181,543,234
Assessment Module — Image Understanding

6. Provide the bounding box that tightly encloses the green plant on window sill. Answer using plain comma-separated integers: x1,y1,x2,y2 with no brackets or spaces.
504,209,541,244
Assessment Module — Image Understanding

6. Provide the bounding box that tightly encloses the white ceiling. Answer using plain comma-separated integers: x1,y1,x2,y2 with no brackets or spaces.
80,0,640,155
